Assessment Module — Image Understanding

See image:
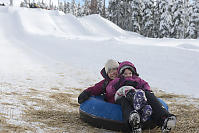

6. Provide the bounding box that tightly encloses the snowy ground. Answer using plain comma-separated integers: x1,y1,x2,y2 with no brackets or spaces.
0,6,199,132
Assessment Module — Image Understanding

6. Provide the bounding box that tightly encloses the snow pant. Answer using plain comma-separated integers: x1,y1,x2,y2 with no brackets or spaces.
144,90,170,126
116,97,132,132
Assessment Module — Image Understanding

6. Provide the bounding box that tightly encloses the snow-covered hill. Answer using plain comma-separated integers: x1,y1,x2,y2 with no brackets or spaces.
1,6,198,97
0,6,199,132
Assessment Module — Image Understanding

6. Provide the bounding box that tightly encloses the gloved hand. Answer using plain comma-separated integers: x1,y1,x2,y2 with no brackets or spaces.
125,89,135,105
78,91,91,104
123,80,138,88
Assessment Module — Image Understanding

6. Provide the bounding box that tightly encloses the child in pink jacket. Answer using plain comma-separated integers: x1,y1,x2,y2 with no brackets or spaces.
106,61,176,133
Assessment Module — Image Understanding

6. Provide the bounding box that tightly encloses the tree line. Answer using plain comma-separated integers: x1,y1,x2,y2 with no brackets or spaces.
108,0,199,39
19,0,199,39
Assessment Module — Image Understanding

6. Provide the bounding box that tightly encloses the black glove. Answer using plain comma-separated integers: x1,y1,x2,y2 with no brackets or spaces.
78,91,91,104
123,80,138,88
125,89,135,105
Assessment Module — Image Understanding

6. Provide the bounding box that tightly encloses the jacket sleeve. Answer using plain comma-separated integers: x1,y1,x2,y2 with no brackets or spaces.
137,77,151,91
85,80,105,96
106,78,120,103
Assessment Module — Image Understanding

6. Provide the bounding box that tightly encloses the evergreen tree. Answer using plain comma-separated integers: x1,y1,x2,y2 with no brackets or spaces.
183,0,190,39
185,3,195,38
64,2,70,14
83,0,91,16
191,0,199,38
77,3,82,17
71,0,77,16
131,0,141,33
153,0,161,38
97,0,103,15
108,0,120,25
121,0,133,30
172,0,184,38
104,5,109,18
59,2,64,12
159,0,173,38
140,0,154,37
108,0,132,30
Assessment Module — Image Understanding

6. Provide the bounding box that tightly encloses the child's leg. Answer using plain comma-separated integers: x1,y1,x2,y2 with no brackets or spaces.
145,90,170,126
116,97,133,132
145,90,176,132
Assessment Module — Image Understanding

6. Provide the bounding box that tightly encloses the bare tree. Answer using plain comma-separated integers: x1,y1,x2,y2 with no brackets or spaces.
10,0,13,6
102,0,105,17
90,0,97,14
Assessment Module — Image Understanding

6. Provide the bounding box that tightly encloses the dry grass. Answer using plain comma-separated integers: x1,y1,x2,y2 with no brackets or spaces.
1,86,199,133
158,93,186,99
157,92,199,133
50,93,73,104
152,92,198,133
0,114,35,133
23,90,199,133
25,109,80,127
49,92,79,107
24,93,104,132
168,104,199,133
0,124,34,133
24,107,112,133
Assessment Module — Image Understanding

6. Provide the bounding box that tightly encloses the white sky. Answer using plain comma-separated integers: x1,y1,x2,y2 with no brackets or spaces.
0,6,199,132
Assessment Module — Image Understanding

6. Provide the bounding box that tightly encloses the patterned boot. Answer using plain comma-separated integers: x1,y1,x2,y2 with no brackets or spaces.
162,115,176,133
129,110,142,133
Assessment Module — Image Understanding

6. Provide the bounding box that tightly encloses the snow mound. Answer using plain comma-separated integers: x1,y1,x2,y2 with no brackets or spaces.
177,43,199,51
79,14,125,37
0,7,138,38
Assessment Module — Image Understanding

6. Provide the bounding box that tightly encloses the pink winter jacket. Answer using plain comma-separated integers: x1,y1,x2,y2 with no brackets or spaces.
106,61,151,103
106,76,151,103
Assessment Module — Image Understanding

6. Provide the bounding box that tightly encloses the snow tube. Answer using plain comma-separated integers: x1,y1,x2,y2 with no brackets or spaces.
79,96,168,132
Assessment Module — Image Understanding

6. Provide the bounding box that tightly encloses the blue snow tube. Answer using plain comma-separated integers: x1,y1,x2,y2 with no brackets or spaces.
79,96,168,132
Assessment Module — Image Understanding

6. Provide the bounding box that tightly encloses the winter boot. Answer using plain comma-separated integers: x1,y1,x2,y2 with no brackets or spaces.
162,115,176,133
140,105,152,122
133,90,147,111
129,110,142,133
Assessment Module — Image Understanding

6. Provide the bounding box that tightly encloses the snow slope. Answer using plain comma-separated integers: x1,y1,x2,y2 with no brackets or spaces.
0,6,199,97
0,6,199,132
